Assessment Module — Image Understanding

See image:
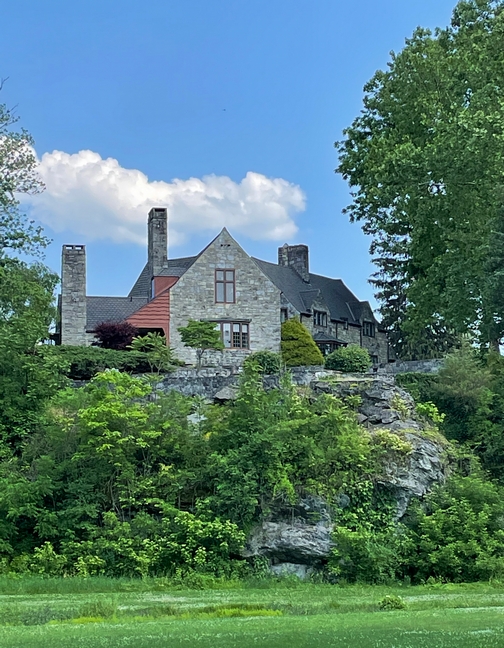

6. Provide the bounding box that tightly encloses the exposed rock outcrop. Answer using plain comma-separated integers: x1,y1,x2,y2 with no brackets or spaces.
157,367,448,572
243,374,448,571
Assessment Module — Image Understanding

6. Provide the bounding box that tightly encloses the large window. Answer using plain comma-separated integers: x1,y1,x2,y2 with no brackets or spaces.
314,310,327,327
215,269,235,303
363,321,375,337
215,321,249,349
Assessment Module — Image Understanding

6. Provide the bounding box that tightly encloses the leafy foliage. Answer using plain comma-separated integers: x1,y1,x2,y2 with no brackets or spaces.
337,0,504,356
406,473,504,582
281,318,324,367
178,320,224,368
325,345,371,373
0,93,48,256
242,350,282,375
93,321,139,350
378,595,407,610
129,332,180,373
47,346,158,380
0,259,63,447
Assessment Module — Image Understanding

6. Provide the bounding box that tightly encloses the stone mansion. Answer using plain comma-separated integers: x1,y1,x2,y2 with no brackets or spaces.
58,208,389,366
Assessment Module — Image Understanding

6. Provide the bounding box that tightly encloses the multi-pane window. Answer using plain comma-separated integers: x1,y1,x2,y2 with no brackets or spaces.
215,269,235,303
363,321,375,337
215,321,249,349
314,310,327,327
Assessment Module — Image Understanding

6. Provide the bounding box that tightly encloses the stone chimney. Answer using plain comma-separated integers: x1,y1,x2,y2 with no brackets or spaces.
278,243,310,282
61,245,88,345
148,207,168,278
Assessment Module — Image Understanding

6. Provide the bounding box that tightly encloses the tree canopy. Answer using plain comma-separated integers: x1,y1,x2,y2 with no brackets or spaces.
337,0,504,357
0,92,59,446
178,320,224,368
0,89,47,257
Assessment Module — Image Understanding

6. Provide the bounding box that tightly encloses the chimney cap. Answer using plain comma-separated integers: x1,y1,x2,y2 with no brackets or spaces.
148,207,167,219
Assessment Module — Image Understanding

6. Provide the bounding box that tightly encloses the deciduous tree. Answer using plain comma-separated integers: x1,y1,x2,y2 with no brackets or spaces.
178,320,224,368
337,0,504,356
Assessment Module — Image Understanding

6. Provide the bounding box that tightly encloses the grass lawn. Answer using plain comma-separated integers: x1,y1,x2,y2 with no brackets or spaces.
1,578,504,647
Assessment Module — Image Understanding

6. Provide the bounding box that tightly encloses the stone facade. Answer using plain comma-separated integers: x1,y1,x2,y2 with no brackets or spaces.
60,245,88,346
169,229,281,365
59,208,390,365
293,287,388,366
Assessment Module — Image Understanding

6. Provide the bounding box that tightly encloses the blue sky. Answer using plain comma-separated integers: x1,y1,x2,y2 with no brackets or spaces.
1,0,456,307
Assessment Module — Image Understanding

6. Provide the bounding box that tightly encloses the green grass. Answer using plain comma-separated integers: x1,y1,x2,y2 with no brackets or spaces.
1,579,504,647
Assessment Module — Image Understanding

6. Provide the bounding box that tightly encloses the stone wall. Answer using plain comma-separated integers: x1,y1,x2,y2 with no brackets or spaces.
380,359,444,374
169,229,281,365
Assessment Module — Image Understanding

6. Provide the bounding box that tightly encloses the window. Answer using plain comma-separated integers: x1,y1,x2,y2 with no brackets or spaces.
363,321,375,337
215,269,235,303
342,318,348,330
371,354,379,365
215,321,249,349
280,308,288,323
318,342,338,356
314,310,327,327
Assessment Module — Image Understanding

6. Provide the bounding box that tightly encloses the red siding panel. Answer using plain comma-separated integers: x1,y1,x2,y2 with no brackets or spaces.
126,289,171,341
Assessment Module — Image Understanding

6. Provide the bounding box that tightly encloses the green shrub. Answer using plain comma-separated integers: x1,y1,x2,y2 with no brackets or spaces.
330,524,411,584
405,473,504,583
48,346,160,379
325,345,371,373
281,318,324,366
395,372,439,403
243,351,282,375
378,595,406,610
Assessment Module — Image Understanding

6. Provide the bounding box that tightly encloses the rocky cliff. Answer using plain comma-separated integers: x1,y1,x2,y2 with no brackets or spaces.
243,373,448,574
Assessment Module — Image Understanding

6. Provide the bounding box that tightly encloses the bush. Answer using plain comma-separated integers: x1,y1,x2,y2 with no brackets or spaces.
94,321,139,350
243,351,282,375
325,345,371,373
48,346,155,379
405,473,504,582
281,318,324,366
378,595,406,610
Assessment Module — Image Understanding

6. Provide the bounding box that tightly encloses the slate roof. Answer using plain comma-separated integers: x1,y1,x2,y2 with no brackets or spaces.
312,331,348,344
91,239,377,331
86,296,148,331
129,256,198,298
252,258,375,325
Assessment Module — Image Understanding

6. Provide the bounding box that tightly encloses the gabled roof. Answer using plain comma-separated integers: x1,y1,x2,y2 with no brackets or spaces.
253,258,376,325
129,256,198,297
86,296,148,331
117,230,378,329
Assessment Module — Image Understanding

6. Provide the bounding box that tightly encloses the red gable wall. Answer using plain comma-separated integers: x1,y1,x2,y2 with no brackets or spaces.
126,277,178,341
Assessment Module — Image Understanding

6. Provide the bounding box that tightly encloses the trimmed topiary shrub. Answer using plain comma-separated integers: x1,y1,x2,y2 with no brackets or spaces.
325,344,372,373
281,318,324,367
243,350,282,375
48,346,155,380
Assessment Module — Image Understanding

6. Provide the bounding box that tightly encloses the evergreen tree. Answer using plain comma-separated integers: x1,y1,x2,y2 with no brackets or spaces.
281,317,324,366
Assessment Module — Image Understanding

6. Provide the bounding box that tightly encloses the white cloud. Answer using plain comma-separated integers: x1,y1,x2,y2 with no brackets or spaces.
25,150,305,247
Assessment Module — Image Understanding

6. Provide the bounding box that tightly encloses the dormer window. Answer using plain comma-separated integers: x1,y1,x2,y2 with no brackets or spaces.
363,321,375,337
314,310,327,327
215,269,235,303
